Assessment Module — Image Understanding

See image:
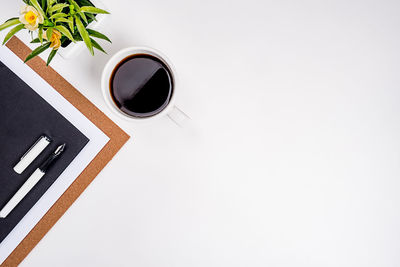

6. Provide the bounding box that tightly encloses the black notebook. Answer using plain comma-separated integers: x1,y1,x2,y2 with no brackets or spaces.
0,60,89,243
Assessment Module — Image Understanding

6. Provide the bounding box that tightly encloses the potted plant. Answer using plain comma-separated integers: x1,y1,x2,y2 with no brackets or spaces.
0,0,111,65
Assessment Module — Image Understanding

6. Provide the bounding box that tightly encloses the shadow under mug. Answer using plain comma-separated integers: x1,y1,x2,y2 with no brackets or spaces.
101,47,189,126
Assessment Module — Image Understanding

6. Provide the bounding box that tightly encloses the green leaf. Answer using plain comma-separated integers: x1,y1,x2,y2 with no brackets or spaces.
86,13,97,22
3,24,25,45
46,0,55,11
38,26,43,44
5,17,19,23
49,3,69,14
76,0,95,7
41,0,46,10
87,29,111,43
55,25,75,42
30,0,47,19
68,0,81,9
68,17,74,33
46,49,57,65
50,13,68,19
55,17,70,24
90,38,106,54
46,27,53,41
0,18,20,32
24,42,51,63
31,38,40,43
75,15,93,55
80,6,109,14
78,11,88,24
69,0,88,24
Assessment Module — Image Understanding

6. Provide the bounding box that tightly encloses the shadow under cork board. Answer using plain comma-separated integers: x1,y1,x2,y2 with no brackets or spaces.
0,36,130,267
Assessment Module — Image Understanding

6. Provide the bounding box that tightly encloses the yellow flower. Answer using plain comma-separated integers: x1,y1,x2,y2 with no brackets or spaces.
19,5,44,31
44,29,62,50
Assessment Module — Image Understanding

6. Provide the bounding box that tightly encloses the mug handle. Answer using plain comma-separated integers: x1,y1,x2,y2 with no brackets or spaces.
168,106,190,127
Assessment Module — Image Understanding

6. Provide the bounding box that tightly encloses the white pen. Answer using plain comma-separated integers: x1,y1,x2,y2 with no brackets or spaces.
14,135,51,174
0,144,66,218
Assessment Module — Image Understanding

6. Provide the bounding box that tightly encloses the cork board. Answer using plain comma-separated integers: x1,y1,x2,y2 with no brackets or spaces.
1,36,130,267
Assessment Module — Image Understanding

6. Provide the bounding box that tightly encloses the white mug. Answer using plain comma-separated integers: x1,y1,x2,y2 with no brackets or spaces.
101,47,189,125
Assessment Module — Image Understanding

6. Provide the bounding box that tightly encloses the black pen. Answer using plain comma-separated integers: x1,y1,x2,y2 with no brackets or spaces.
0,144,66,218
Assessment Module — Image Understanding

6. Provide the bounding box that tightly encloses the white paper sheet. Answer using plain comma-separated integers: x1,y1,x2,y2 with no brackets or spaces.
0,46,109,264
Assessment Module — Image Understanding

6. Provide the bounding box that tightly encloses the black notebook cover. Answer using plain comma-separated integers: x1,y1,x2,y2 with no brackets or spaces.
0,60,89,243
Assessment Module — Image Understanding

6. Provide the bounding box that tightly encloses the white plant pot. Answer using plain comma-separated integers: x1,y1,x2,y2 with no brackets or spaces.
58,0,108,59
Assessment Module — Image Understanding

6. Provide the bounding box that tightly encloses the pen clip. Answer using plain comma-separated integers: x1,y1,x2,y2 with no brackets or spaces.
21,135,51,160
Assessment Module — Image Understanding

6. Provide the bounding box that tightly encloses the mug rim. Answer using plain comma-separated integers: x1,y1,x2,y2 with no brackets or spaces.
101,46,177,122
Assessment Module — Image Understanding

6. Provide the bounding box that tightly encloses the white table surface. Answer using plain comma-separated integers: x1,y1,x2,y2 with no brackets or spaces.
2,0,400,266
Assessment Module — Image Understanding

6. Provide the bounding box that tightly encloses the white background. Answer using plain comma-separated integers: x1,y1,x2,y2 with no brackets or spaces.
2,0,400,266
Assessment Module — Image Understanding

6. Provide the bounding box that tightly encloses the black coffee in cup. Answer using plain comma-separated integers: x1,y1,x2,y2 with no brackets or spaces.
109,54,173,118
